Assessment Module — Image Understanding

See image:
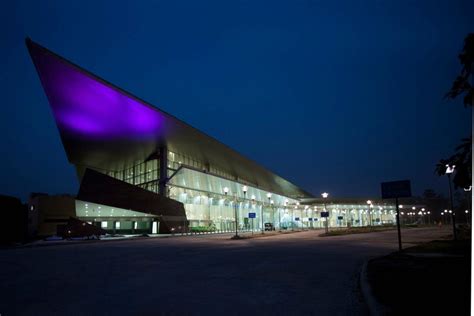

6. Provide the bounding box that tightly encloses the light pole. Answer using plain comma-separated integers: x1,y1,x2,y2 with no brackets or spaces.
242,186,248,232
366,200,372,227
292,205,296,231
464,186,472,226
445,164,457,240
266,193,272,233
399,205,404,225
270,199,275,231
322,192,329,233
296,202,300,230
224,187,239,239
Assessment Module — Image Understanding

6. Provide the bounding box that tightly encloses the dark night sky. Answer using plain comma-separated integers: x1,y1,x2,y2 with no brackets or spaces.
0,0,472,201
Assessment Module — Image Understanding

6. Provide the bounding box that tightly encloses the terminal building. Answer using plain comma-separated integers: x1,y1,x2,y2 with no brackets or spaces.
26,38,398,236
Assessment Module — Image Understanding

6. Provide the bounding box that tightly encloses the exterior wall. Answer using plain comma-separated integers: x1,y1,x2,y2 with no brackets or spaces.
28,194,76,237
0,195,28,243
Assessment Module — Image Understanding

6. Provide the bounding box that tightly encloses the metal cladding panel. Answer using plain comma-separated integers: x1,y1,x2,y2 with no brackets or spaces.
26,38,313,199
77,169,185,216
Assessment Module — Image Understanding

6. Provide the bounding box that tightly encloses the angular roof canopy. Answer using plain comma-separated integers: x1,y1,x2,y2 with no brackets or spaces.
26,38,313,199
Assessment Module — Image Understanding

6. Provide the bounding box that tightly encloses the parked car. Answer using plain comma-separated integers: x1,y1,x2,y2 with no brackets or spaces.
264,223,275,231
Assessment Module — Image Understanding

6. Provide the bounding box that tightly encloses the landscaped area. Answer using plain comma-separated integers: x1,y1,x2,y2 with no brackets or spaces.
367,237,471,315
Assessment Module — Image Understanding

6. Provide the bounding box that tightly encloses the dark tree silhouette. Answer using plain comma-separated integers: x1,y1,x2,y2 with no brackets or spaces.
436,34,473,189
435,137,471,189
445,33,474,107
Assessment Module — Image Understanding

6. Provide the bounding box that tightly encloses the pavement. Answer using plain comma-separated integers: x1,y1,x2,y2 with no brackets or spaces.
0,226,450,315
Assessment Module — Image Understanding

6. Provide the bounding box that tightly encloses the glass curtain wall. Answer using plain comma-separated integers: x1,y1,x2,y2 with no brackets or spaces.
167,166,298,231
309,204,397,228
104,160,160,193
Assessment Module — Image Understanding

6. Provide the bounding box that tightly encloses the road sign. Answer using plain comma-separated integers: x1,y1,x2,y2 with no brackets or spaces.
295,217,300,221
381,180,411,252
381,180,412,199
249,212,256,218
337,216,343,220
321,212,329,218
308,218,313,221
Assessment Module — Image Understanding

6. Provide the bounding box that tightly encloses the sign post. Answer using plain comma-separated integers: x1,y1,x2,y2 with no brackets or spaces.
249,212,256,236
381,180,412,251
321,212,330,233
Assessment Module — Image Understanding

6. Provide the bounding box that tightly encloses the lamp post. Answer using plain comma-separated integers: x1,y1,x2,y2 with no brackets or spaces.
464,186,472,226
292,205,296,231
322,192,329,234
399,205,404,225
445,164,457,240
270,199,275,231
366,200,372,227
242,186,248,232
266,193,272,233
224,186,239,239
283,199,288,231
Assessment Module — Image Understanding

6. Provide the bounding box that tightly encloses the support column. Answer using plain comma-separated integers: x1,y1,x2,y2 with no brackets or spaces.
159,146,168,197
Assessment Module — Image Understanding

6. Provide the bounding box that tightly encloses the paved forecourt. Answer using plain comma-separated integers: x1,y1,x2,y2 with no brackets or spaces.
0,227,450,315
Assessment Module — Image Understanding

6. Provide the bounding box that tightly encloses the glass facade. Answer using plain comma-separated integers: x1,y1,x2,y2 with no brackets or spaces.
75,200,156,234
168,166,299,231
105,160,160,193
306,203,397,228
85,149,397,234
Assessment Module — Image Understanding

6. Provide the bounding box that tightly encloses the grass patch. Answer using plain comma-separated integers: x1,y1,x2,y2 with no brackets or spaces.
319,226,395,237
367,239,471,315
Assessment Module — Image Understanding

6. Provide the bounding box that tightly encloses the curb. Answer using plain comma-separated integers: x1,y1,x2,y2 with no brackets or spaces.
359,260,389,316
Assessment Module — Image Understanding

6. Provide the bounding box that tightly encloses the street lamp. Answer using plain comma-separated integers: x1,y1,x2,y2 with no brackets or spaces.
262,193,275,231
322,192,329,233
292,205,297,231
264,193,271,233
366,200,373,227
242,186,248,231
445,164,457,240
224,187,239,239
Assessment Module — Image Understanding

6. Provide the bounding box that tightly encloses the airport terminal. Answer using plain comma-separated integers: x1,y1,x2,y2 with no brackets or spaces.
25,39,401,237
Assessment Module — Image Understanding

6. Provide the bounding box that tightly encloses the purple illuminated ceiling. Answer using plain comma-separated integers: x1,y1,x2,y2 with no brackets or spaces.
28,40,164,140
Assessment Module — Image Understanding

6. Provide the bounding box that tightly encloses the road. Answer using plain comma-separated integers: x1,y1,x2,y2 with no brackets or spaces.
0,227,450,315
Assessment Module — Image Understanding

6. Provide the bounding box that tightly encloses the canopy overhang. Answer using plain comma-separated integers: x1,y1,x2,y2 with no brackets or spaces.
26,38,313,199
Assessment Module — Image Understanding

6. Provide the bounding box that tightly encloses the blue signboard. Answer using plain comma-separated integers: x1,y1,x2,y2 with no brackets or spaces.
321,212,329,218
249,212,256,218
295,217,300,221
308,218,313,221
381,180,412,199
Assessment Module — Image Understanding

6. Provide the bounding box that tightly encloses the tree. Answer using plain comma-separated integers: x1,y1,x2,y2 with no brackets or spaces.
435,137,472,189
436,33,473,189
445,33,474,107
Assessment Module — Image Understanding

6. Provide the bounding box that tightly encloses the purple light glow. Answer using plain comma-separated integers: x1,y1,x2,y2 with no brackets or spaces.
29,42,164,140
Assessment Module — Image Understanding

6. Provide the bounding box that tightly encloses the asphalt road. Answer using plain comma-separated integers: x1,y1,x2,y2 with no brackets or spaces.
0,227,450,315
